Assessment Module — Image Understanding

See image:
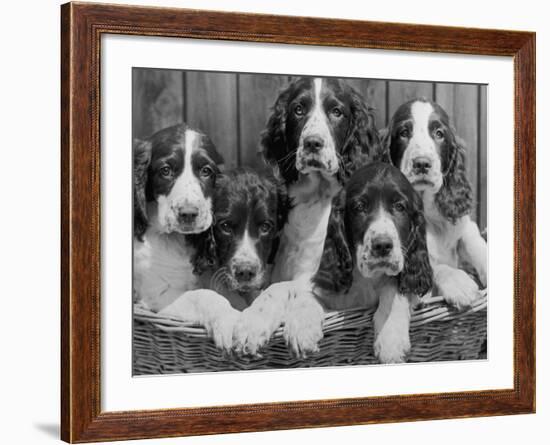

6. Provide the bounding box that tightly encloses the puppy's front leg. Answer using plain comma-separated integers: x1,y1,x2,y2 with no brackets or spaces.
232,281,295,356
283,286,325,358
159,289,240,352
373,290,411,364
434,264,481,309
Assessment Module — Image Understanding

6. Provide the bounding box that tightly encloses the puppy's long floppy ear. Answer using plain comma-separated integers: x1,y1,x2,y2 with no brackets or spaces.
313,189,354,294
435,134,473,223
338,88,382,183
377,125,394,164
200,133,225,167
399,192,433,296
260,83,296,182
133,139,152,241
188,228,218,276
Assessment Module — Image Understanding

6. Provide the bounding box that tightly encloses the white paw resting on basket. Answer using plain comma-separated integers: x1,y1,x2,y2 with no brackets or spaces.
373,292,411,364
232,281,295,356
283,288,325,358
158,289,240,352
434,264,483,310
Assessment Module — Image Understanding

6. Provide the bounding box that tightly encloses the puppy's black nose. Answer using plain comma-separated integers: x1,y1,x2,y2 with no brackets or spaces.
178,208,199,224
303,135,324,153
371,236,393,258
234,264,258,283
412,157,432,174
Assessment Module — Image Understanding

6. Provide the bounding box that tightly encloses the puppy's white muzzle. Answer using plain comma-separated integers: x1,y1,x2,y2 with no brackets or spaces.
356,208,404,278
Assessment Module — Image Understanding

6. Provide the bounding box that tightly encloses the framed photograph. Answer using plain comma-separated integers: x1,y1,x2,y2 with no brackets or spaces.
61,2,535,442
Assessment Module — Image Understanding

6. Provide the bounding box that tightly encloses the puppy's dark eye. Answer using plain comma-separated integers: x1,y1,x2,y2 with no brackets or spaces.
159,166,172,177
200,165,214,178
331,107,343,117
399,128,410,138
394,202,406,212
219,221,232,234
259,221,273,235
434,129,444,140
294,104,305,116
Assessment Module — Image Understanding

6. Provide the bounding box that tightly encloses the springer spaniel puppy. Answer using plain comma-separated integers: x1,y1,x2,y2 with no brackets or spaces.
303,162,433,363
384,98,487,308
158,169,287,349
232,77,380,355
133,123,222,312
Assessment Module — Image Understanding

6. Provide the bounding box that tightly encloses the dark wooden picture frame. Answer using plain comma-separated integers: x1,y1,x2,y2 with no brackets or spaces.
61,2,535,442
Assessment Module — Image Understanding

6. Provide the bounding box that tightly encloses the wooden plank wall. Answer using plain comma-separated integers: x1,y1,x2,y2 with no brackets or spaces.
132,69,487,229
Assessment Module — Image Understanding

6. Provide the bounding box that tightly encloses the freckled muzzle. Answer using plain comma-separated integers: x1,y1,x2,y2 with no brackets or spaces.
356,212,404,278
400,145,443,193
296,136,339,176
157,193,213,234
226,233,266,294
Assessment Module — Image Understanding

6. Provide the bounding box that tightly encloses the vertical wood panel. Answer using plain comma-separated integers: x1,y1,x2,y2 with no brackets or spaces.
346,78,387,128
387,81,433,119
132,68,184,139
435,83,479,222
185,72,238,168
238,74,290,169
479,85,487,230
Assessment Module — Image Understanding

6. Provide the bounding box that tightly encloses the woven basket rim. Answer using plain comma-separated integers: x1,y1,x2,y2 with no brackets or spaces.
134,289,487,338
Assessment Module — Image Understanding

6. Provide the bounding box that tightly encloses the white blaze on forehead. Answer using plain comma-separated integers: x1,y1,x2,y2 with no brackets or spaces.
405,101,437,163
410,101,435,142
183,129,198,177
313,78,323,111
308,78,328,129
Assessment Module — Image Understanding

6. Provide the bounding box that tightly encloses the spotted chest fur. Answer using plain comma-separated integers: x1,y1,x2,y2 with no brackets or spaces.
133,228,199,312
271,174,340,283
422,191,468,268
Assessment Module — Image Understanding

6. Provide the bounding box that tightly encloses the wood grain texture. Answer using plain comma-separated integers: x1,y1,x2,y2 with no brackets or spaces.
388,81,434,118
61,2,535,443
238,74,289,168
132,68,183,139
347,78,387,128
185,71,238,167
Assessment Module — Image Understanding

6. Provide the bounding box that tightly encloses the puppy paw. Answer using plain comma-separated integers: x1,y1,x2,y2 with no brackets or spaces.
207,310,240,353
232,310,275,357
283,298,324,358
436,267,482,309
232,282,293,357
374,329,410,364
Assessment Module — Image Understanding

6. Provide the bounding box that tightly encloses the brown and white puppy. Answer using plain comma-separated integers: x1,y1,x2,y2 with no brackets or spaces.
232,77,381,355
133,124,222,312
384,98,486,308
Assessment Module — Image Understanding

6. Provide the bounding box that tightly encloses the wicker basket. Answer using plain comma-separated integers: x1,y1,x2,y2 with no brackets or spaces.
133,290,487,375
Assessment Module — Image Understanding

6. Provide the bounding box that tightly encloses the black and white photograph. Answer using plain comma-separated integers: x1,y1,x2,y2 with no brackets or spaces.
132,69,488,374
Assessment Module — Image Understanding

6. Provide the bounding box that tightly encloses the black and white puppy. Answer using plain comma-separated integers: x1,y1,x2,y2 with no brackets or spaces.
133,123,222,312
191,168,288,310
308,163,433,363
384,99,486,308
158,169,287,349
233,77,380,355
